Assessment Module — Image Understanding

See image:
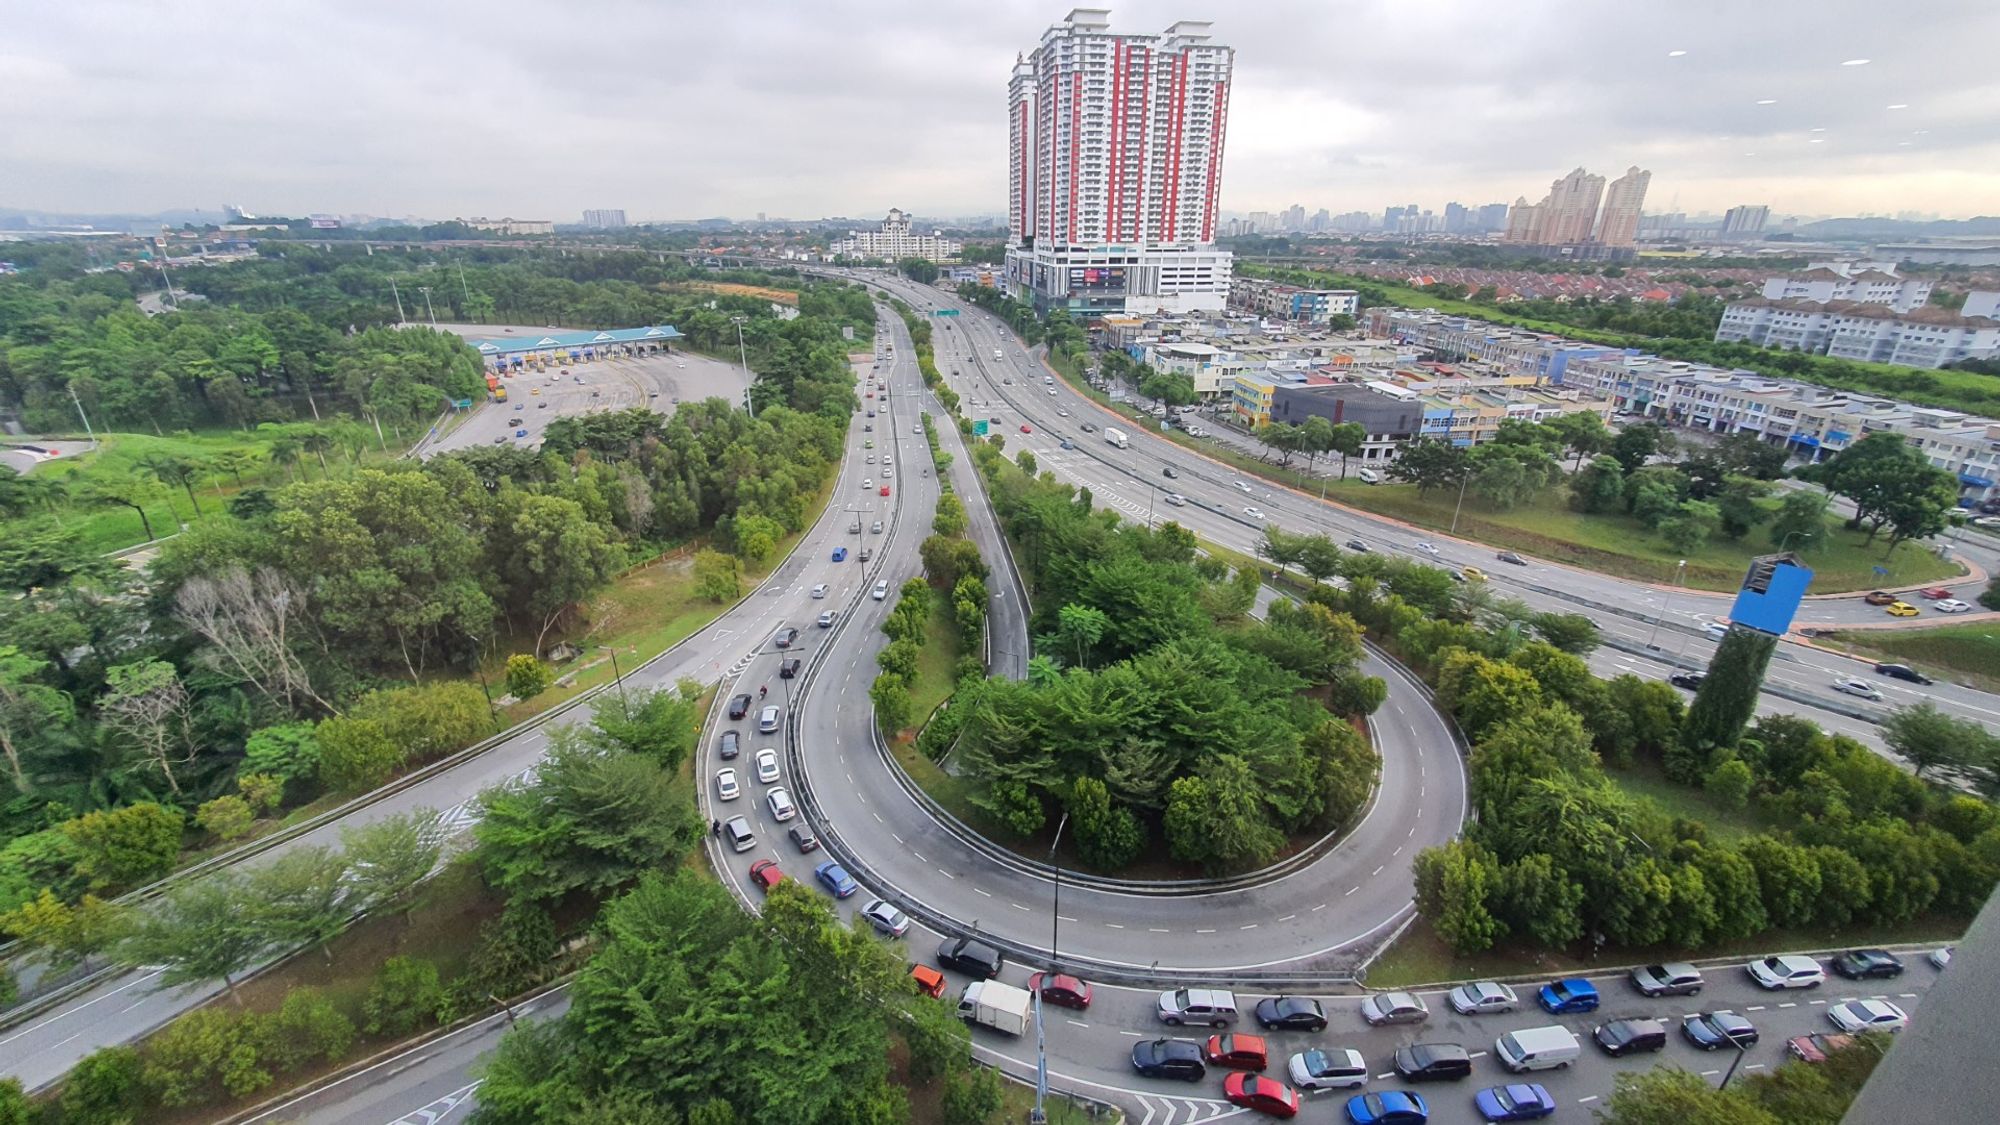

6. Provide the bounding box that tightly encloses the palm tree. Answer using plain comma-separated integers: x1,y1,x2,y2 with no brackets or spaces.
139,453,205,518
299,427,334,476
77,477,160,542
211,449,262,489
263,432,303,481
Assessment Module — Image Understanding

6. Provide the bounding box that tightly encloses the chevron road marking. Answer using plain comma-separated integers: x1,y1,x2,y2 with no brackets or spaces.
1130,1093,1246,1125
387,1079,482,1124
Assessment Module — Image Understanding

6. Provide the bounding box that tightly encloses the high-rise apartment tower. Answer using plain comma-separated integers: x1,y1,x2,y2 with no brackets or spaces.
1594,166,1650,247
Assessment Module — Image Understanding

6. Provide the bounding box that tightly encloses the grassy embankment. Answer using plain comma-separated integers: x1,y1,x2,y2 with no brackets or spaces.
1817,622,2000,693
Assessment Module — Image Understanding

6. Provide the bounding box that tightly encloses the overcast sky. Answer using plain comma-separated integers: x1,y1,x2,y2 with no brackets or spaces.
6,0,1998,223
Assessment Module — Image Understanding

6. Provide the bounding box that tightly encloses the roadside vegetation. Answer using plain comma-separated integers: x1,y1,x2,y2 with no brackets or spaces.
1819,618,2000,694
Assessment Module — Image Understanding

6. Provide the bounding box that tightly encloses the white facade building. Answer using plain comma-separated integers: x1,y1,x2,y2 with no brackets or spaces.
1757,263,1932,312
830,209,963,262
1004,8,1235,315
460,217,555,235
582,209,628,229
1716,287,1999,371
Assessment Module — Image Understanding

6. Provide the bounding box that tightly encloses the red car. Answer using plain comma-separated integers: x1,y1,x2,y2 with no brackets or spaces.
749,859,785,892
1224,1072,1299,1118
909,964,947,999
1204,1033,1269,1071
1862,591,1896,605
1919,586,1954,600
1786,1032,1855,1063
1021,423,1033,433
1026,972,1093,1011
879,485,891,496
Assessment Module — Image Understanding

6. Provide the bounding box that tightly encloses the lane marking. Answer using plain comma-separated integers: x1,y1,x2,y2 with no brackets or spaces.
1312,903,1329,912
1346,887,1359,896
937,869,956,880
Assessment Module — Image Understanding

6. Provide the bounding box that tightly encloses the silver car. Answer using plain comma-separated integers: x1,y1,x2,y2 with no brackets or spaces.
860,898,911,937
1360,991,1429,1026
1446,981,1518,1015
1831,678,1883,701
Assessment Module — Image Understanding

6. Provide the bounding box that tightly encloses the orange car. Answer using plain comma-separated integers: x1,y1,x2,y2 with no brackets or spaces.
909,964,947,999
1204,1033,1269,1071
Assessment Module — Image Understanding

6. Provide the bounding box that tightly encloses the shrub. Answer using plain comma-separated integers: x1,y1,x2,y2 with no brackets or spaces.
315,716,401,792
242,722,322,787
0,1078,31,1125
142,1008,247,1107
939,1066,1004,1125
364,956,444,1036
196,795,255,841
60,803,184,890
62,1046,145,1125
266,988,355,1071
237,771,285,813
505,654,553,700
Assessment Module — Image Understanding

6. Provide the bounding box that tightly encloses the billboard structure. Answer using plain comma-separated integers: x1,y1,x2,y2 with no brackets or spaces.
1727,552,1813,637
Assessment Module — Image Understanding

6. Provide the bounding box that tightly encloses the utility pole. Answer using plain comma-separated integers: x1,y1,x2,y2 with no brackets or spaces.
1449,469,1472,534
1032,812,1070,1125
1646,560,1687,649
731,315,754,417
389,278,408,324
155,259,182,311
418,286,438,327
456,260,472,306
603,645,630,720
67,383,99,451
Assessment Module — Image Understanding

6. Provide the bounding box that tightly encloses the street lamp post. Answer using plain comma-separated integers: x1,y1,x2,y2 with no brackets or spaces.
1033,812,1070,1125
1646,559,1688,649
1449,469,1472,534
603,644,630,720
417,286,438,327
731,316,754,417
388,278,408,324
66,383,99,451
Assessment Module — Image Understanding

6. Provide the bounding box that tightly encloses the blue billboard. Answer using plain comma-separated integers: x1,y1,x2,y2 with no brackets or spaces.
1728,553,1813,637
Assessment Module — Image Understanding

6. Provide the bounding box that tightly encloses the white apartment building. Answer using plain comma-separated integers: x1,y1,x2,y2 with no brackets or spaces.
1005,8,1235,315
582,209,627,229
1716,295,2000,370
460,217,555,235
1230,277,1359,323
830,209,963,262
1758,263,1932,311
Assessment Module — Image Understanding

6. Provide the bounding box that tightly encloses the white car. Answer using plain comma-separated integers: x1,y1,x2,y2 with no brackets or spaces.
811,583,829,599
1446,981,1519,1015
1930,947,1953,969
754,747,780,784
714,768,740,801
765,786,797,822
1933,599,1972,613
1829,999,1908,1034
862,478,873,490
1748,954,1826,990
1415,542,1440,556
1831,678,1884,701
1287,1047,1368,1091
872,579,890,600
1163,493,1187,507
1244,506,1266,520
1057,409,1071,417
913,425,922,434
1235,480,1253,494
1046,387,1058,396
1704,621,1729,641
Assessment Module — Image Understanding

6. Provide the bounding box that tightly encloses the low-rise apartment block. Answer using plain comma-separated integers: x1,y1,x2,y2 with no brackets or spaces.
1713,263,1996,370
1230,278,1361,324
1363,308,1626,381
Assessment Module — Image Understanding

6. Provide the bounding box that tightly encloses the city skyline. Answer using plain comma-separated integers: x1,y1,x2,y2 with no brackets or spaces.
5,1,1999,221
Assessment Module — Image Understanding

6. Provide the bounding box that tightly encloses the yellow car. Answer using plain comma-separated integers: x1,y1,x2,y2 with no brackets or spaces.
530,387,540,395
1885,601,1920,617
864,440,875,449
1461,566,1489,582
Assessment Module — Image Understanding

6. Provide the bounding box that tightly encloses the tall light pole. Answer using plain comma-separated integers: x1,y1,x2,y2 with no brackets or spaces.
467,636,498,727
388,278,408,324
1033,812,1070,1125
731,315,754,417
67,383,99,451
603,644,630,720
418,286,439,327
1646,559,1687,649
1449,468,1472,534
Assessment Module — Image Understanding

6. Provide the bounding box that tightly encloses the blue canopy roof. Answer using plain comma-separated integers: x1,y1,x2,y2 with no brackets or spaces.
469,325,683,358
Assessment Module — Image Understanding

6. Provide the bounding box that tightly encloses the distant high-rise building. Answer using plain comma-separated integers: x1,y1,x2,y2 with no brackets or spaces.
1504,197,1544,243
1283,204,1306,231
1442,202,1469,233
1593,167,1650,247
1309,208,1330,232
582,209,627,229
1383,205,1409,231
1540,168,1606,244
1006,8,1235,314
1477,202,1510,233
831,208,962,261
1722,204,1771,237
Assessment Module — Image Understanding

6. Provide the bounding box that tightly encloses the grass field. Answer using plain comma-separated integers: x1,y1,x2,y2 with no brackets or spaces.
1819,622,2000,693
1605,759,1769,843
666,280,800,305
901,588,963,729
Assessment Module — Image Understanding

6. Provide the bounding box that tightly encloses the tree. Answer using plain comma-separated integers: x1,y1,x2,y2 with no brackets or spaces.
1546,410,1611,467
692,548,740,603
1435,649,1546,741
1413,840,1506,954
491,492,621,655
1684,628,1777,751
1883,701,1994,778
1297,535,1345,583
1810,431,1959,548
62,1046,145,1124
870,671,913,732
364,955,444,1035
1660,499,1720,554
175,567,341,717
1386,438,1470,497
1703,757,1755,810
315,715,402,791
1767,489,1830,553
940,1066,1004,1125
243,721,323,790
196,795,256,840
0,644,72,790
1609,422,1672,472
0,888,119,972
1528,612,1599,655
1596,1067,1780,1125
1568,455,1625,513
139,453,208,519
114,874,270,1004
505,654,554,700
73,475,161,544
339,809,444,918
243,845,353,958
1054,603,1110,668
1714,476,1773,540
61,803,184,889
98,659,197,795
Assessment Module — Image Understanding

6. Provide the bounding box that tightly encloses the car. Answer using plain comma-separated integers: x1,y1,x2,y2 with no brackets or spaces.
1057,408,1071,417
858,547,873,561
1163,492,1187,506
881,485,890,496
1496,551,1527,566
1536,978,1599,1014
1020,424,1033,433
1081,423,1097,433
1831,678,1884,701
1832,949,1905,980
1919,586,1955,600
1704,620,1730,641
1934,599,1973,613
507,417,523,426
1446,981,1519,1015
1345,539,1370,552
1163,466,1179,479
1863,590,1897,605
1360,991,1429,1026
1415,541,1439,555
773,626,800,649
1460,566,1488,581
865,440,874,449
910,964,948,999
863,478,873,490
1449,570,1466,583
1885,601,1920,617
1682,1010,1759,1050
872,579,890,600
514,428,528,438
765,786,796,822
529,387,540,395
1393,1043,1472,1082
1204,1033,1269,1071
714,768,740,801
936,937,1004,979
1028,972,1093,1010
1132,1037,1208,1081
718,730,741,759
1829,999,1908,1034
832,546,849,562
1254,996,1327,1032
1873,662,1931,684
749,859,785,892
1748,954,1826,989
813,860,859,899
1345,1091,1429,1125
1245,506,1266,520
727,694,753,720
490,435,506,444
1473,1083,1556,1122
816,610,837,628
811,583,829,599
788,823,820,852
1059,439,1075,450
871,520,883,534
1930,946,1953,969
754,747,780,784
1225,1073,1300,1119
1235,480,1254,493
538,402,547,408
1046,387,1059,397
778,656,802,679
1631,962,1704,997
1669,671,1706,690
757,705,781,733
860,898,911,937
1288,1047,1368,1091
1787,1032,1856,1063
1593,1018,1668,1057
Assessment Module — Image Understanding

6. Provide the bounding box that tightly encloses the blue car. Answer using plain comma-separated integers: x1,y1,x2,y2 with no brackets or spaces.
832,547,848,562
814,860,859,899
1475,1084,1556,1122
514,428,528,438
1537,977,1599,1014
1346,1090,1428,1125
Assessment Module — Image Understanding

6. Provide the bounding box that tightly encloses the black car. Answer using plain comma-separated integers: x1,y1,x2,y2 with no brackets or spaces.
1497,551,1528,566
1873,663,1933,685
1131,1038,1206,1081
1831,949,1905,980
1669,672,1705,690
718,730,741,759
1594,1018,1668,1057
1081,423,1097,433
1345,539,1370,553
778,656,803,679
727,693,753,720
788,823,820,853
1392,1042,1472,1082
1254,996,1327,1032
773,626,800,650
936,937,1004,979
1682,1011,1759,1051
1163,467,1179,479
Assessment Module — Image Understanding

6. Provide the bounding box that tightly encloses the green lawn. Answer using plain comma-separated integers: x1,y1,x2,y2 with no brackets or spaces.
901,589,963,729
1819,622,2000,693
1605,760,1767,842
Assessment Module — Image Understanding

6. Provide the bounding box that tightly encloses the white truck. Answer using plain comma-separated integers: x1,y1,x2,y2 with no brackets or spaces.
1104,427,1130,449
957,980,1033,1036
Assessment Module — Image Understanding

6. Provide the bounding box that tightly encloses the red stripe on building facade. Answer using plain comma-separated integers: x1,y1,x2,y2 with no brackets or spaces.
1108,41,1122,243
1068,70,1080,245
1163,52,1188,242
1203,79,1227,243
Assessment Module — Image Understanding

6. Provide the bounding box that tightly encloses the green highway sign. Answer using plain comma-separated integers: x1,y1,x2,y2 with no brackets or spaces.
973,420,989,435
933,308,960,316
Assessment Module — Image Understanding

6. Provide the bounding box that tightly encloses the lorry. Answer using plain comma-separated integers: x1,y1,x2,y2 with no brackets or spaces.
956,980,1032,1036
1104,427,1129,449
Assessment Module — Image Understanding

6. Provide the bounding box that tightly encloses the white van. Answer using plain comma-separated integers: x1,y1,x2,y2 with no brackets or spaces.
1357,468,1382,484
1494,1025,1582,1072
